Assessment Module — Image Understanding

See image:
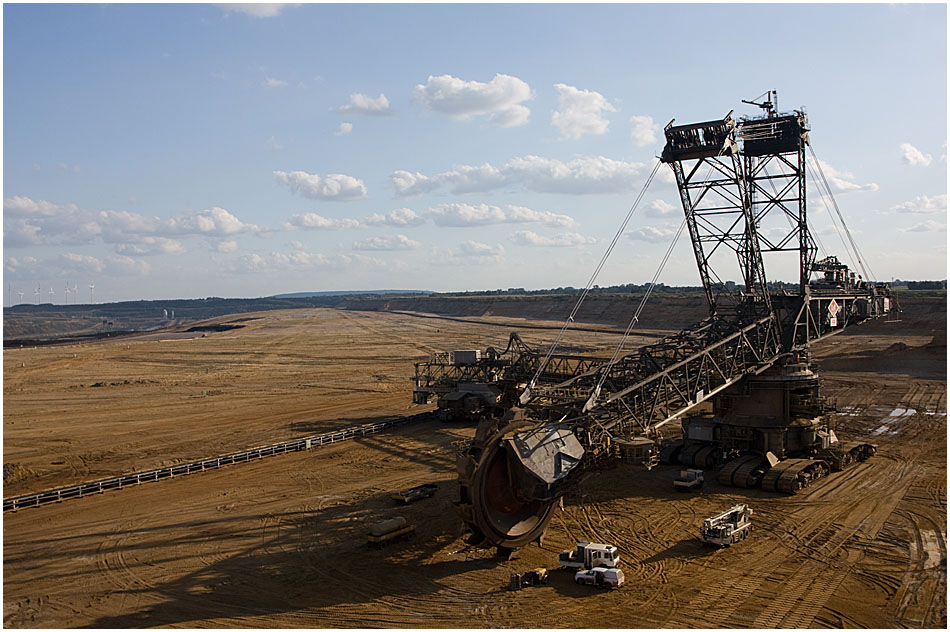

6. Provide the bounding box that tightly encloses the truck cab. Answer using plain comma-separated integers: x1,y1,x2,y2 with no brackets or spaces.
559,541,620,570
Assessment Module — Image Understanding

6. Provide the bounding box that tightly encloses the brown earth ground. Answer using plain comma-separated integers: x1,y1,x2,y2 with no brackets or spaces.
3,297,946,628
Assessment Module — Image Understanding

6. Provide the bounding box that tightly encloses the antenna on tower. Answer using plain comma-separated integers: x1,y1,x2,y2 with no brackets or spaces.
741,90,778,117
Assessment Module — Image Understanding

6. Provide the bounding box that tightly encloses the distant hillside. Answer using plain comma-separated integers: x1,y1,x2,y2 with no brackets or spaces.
273,290,432,299
5,289,942,346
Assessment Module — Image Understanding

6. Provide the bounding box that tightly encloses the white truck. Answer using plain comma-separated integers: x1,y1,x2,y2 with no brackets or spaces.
574,566,625,589
558,541,620,570
673,468,704,492
700,504,753,547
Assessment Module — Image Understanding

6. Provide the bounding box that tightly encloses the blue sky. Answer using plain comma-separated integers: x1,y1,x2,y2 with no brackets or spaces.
3,2,947,304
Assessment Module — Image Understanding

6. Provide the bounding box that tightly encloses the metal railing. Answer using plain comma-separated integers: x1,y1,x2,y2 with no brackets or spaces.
3,412,433,512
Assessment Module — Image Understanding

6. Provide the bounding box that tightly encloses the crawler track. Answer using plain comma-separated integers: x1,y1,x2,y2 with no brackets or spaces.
3,412,434,513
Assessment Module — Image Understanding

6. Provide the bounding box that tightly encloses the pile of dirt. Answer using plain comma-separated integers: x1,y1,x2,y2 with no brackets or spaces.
883,342,910,353
3,463,36,485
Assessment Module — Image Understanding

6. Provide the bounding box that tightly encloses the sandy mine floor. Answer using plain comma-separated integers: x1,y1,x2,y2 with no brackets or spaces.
3,304,946,628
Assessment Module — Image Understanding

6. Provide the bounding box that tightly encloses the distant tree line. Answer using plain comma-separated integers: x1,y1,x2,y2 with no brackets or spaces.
436,283,706,298
901,280,947,290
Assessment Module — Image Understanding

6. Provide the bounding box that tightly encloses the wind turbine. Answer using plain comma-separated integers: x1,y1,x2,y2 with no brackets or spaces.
72,284,79,303
89,284,95,304
49,287,55,303
34,286,40,305
18,291,25,304
64,282,71,305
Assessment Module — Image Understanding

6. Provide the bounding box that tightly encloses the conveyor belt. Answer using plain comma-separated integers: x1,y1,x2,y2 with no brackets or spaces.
3,412,434,512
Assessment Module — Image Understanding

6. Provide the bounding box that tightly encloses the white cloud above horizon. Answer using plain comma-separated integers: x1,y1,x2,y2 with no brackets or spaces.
352,234,421,251
392,154,647,197
336,93,393,116
901,219,946,233
812,159,879,194
509,230,597,247
551,84,616,139
273,170,368,201
629,115,660,147
427,203,574,228
218,4,299,18
900,142,933,167
4,196,261,250
888,194,946,215
413,74,532,127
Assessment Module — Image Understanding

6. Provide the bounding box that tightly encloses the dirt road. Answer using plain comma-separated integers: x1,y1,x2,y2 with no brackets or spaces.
3,303,945,627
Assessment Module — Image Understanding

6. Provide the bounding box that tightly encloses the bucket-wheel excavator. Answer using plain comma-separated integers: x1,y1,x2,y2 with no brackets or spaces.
413,93,893,554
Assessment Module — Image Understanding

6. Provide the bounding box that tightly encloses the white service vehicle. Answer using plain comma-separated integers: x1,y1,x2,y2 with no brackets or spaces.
558,541,620,570
673,468,705,492
700,504,753,547
574,567,625,589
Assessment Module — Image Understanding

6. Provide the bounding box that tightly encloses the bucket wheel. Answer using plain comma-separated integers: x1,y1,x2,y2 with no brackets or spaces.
456,418,560,554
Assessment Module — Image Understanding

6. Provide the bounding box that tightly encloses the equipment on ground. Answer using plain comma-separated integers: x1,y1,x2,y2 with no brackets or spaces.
558,541,620,570
574,567,625,589
414,93,895,555
521,568,550,586
673,468,704,492
700,504,753,547
391,483,437,504
366,516,415,549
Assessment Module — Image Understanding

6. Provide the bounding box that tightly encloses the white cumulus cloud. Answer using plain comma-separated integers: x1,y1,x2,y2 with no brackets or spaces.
429,203,506,227
352,234,421,251
393,155,647,197
901,219,947,233
457,240,505,259
413,74,532,127
428,203,574,228
900,143,933,167
628,224,681,243
335,122,353,136
889,194,947,215
115,237,185,256
273,170,368,201
509,230,596,247
2,196,260,252
286,213,361,230
646,199,677,217
336,93,393,116
551,84,616,140
218,4,298,18
630,115,660,147
60,253,105,273
813,159,878,194
389,170,439,197
364,208,425,227
264,77,288,88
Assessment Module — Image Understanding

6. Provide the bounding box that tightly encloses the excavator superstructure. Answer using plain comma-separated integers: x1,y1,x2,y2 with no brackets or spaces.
413,93,893,554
